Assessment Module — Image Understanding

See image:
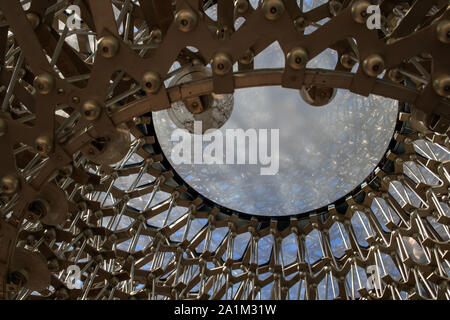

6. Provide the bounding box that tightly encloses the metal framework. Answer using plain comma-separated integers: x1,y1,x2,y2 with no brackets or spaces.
0,0,449,300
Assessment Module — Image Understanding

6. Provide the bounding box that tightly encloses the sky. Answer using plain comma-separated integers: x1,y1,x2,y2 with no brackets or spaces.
153,43,399,216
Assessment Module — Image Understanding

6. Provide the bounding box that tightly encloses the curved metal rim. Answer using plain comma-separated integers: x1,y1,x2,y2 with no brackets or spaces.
112,68,447,125
143,95,404,223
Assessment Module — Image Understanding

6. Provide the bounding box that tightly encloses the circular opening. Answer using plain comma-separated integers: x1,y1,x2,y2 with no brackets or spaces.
270,7,277,14
153,46,398,217
154,89,398,216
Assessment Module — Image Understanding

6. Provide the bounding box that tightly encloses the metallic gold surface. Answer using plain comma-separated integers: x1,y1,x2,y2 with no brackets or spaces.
33,74,54,95
262,0,286,21
98,36,119,58
235,0,250,15
287,47,309,70
175,9,198,32
239,49,255,65
142,71,162,94
1,175,19,195
433,74,450,98
211,52,233,75
351,0,370,24
0,0,448,301
436,19,450,44
340,53,357,70
34,136,53,156
388,68,405,83
362,54,385,77
81,100,102,121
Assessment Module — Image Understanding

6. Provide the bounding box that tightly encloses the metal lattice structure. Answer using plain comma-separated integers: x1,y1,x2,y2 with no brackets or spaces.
0,0,449,300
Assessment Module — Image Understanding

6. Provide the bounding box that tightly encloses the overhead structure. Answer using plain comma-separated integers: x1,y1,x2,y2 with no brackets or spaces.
0,0,449,300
